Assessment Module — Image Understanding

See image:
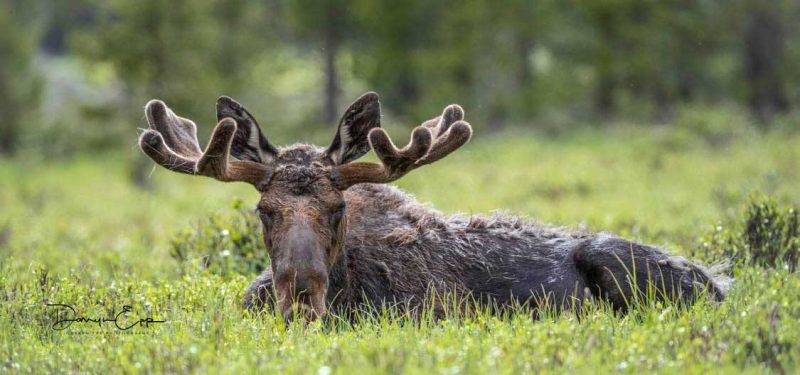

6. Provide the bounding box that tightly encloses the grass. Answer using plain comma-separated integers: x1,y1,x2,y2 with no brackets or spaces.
1,124,799,373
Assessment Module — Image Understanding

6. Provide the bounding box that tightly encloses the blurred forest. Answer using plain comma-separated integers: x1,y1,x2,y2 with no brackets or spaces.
1,0,799,159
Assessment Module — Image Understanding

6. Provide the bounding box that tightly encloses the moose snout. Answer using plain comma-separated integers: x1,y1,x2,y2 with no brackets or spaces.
273,225,330,321
292,276,311,297
282,270,325,301
275,269,328,321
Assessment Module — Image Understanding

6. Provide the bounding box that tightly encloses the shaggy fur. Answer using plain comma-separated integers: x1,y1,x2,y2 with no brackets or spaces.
138,93,731,321
241,144,731,315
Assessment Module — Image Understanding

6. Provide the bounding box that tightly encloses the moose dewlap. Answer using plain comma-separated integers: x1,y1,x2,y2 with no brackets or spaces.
139,92,730,321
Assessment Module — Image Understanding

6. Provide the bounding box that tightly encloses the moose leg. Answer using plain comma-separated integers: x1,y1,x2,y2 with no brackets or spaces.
573,234,722,311
242,269,275,311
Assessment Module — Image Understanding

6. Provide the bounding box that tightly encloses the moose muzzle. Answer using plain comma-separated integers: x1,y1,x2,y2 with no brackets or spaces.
272,224,329,321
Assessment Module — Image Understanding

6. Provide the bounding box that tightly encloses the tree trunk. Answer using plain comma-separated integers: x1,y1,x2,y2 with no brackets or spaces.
322,28,339,124
594,69,615,119
744,6,788,123
515,34,534,121
130,153,154,191
0,76,16,155
652,84,674,124
594,13,616,119
0,126,17,155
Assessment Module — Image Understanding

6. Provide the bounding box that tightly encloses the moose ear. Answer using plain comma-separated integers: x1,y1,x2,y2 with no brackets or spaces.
216,96,278,164
325,92,381,165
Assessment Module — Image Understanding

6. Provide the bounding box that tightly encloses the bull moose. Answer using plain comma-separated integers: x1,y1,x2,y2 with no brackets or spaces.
139,92,730,321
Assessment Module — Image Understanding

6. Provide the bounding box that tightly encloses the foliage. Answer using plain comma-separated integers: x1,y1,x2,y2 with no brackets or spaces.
2,243,800,373
2,0,800,371
699,196,800,272
75,1,193,114
2,125,798,275
169,199,267,278
4,0,800,158
2,128,800,372
0,0,42,155
672,104,752,147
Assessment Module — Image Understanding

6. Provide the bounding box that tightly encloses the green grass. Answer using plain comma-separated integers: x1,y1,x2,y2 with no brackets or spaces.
1,125,799,373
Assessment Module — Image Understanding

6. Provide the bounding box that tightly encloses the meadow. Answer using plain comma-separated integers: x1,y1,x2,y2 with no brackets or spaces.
1,123,799,374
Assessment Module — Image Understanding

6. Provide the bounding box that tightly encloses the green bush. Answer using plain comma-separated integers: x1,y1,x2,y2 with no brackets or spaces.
698,195,799,271
169,199,268,278
673,104,753,147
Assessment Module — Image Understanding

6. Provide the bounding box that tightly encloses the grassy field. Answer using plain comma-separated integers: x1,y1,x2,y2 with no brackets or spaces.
1,125,799,373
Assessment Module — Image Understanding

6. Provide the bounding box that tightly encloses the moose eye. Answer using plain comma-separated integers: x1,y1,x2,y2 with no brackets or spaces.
256,207,274,223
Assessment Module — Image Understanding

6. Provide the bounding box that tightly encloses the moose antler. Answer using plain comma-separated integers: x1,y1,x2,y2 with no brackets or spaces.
138,100,272,188
331,104,472,189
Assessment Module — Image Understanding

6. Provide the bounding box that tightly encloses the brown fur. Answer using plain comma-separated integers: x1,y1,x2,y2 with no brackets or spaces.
139,92,731,322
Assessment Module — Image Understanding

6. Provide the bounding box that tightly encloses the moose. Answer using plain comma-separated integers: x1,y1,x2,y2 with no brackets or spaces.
139,92,730,321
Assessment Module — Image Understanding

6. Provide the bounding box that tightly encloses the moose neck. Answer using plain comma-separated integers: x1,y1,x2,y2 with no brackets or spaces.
323,183,421,307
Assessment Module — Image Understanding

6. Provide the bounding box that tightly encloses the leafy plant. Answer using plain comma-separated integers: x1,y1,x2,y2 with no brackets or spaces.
698,194,799,271
169,199,268,278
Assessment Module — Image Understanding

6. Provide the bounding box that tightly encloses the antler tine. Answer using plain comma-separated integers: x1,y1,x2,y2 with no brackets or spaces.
417,104,471,165
331,105,472,189
138,100,271,188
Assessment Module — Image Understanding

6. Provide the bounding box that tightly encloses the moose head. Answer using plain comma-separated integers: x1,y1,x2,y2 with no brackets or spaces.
139,92,472,321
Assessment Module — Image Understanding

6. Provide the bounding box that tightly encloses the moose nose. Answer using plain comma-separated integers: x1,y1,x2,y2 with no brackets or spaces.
292,275,311,297
274,224,329,320
276,270,328,322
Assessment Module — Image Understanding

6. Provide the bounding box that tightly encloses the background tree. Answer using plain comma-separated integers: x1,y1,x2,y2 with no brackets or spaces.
352,0,434,117
3,0,800,161
72,0,272,186
0,0,42,155
742,0,790,122
287,0,354,123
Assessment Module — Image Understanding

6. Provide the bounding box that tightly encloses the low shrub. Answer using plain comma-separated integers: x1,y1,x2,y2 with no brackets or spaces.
698,194,799,272
169,199,268,278
673,104,752,147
